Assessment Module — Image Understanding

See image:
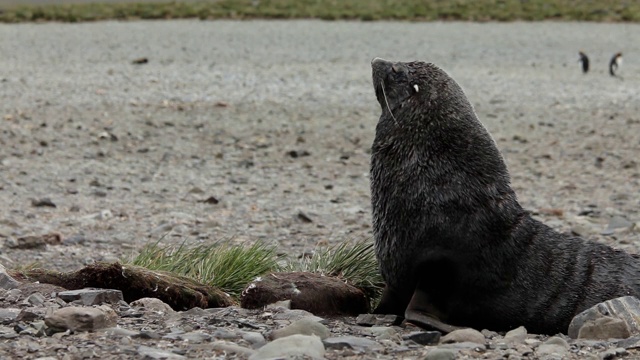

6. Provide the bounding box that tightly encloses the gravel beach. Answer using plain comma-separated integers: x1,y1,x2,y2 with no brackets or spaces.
1,20,640,358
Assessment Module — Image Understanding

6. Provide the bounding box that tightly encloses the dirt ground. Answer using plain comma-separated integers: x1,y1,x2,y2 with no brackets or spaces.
0,20,639,273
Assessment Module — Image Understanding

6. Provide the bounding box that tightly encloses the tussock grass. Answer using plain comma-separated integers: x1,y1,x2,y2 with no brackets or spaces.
1,0,640,23
286,239,384,302
130,240,281,298
129,238,384,304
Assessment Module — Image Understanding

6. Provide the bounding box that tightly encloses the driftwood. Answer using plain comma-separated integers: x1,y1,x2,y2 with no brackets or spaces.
10,262,234,310
240,271,370,315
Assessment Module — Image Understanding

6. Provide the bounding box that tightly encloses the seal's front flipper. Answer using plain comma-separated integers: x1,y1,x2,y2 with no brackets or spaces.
405,288,461,334
405,309,462,334
372,284,413,317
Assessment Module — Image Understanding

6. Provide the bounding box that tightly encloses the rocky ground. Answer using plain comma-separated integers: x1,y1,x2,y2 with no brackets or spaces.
1,20,640,359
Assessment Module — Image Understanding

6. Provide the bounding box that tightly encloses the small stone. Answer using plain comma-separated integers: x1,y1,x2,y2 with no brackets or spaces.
178,331,212,343
137,345,185,359
212,327,238,340
45,305,118,332
364,326,398,340
266,300,291,310
31,198,56,208
403,330,441,345
103,327,140,337
270,317,330,340
272,309,322,322
0,309,20,324
242,331,266,348
212,341,255,357
356,313,402,326
599,347,627,360
569,296,640,339
423,348,458,360
130,297,175,314
617,335,640,349
7,236,45,249
25,293,46,306
323,336,383,352
58,289,124,306
0,325,17,339
0,264,20,290
537,336,570,356
503,326,528,343
249,334,325,360
440,328,485,345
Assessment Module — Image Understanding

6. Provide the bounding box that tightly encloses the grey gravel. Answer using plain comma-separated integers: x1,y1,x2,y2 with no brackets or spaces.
1,19,640,359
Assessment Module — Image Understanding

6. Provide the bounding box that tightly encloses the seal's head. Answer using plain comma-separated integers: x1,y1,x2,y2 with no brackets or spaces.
371,58,466,122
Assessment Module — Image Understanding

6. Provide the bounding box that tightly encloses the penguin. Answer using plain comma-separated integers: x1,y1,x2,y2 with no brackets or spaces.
578,51,589,73
609,52,623,76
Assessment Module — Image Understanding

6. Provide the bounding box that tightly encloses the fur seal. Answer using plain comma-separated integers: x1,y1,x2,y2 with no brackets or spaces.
578,51,589,73
609,52,623,76
369,58,640,335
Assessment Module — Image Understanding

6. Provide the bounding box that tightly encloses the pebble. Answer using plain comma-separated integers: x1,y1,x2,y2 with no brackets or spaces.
440,328,486,345
137,345,185,359
356,313,402,326
536,336,570,357
323,335,383,352
130,297,175,314
403,330,441,345
0,264,20,290
423,348,458,360
249,334,325,360
269,317,330,340
503,326,528,343
212,341,255,357
57,288,124,306
0,308,20,324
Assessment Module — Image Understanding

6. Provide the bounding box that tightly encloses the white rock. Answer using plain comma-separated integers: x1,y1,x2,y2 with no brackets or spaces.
249,334,325,360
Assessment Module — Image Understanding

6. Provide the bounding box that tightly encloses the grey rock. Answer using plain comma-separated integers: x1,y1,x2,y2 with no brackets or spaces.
439,341,486,351
537,336,570,357
617,335,640,349
356,313,402,326
266,299,291,309
57,288,124,306
569,296,640,339
212,327,238,340
403,330,441,345
440,328,485,345
249,334,325,360
44,305,118,332
271,309,323,322
423,348,458,360
102,327,140,337
579,316,631,340
601,216,633,235
130,297,175,314
0,325,17,339
25,292,46,306
599,347,627,360
0,264,20,290
503,326,528,343
0,308,20,324
364,326,399,341
212,341,255,357
242,331,266,348
177,331,212,343
137,345,185,359
270,317,330,340
323,335,383,352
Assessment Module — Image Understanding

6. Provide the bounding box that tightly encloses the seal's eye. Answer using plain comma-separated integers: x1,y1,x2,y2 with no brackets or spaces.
413,84,419,93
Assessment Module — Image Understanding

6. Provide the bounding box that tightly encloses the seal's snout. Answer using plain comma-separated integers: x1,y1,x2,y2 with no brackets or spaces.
371,57,391,69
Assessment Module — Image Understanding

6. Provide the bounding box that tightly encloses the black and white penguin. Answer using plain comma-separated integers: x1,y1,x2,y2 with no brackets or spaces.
609,52,623,76
578,51,589,73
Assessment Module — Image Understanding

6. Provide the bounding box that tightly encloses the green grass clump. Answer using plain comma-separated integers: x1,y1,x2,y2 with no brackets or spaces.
130,240,281,298
286,239,384,303
129,238,384,304
1,0,640,23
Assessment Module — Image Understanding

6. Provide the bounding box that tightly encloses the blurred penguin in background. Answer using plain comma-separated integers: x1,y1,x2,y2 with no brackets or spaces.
609,52,623,76
578,51,589,73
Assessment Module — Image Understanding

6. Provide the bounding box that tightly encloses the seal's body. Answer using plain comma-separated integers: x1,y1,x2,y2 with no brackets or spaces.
369,58,640,335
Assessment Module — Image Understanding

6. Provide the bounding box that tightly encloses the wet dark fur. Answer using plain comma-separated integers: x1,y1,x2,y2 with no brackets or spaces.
369,58,640,335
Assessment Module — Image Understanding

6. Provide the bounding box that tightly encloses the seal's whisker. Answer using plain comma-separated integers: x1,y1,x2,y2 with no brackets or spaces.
380,81,398,125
